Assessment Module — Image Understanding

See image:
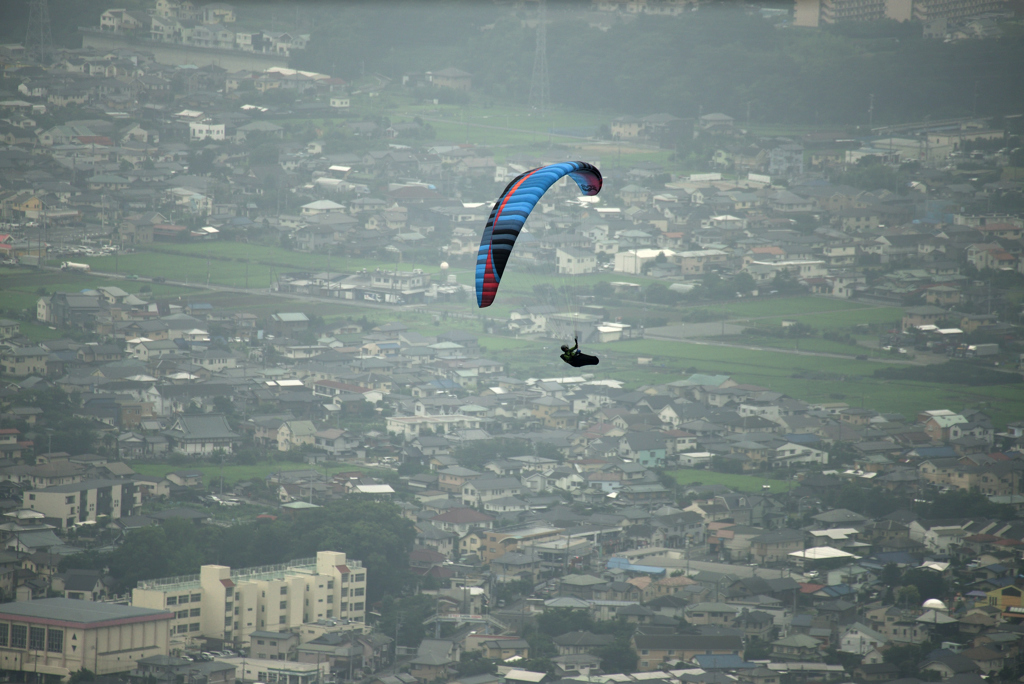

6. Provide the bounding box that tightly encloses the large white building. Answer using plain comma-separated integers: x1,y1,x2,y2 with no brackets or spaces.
132,551,366,649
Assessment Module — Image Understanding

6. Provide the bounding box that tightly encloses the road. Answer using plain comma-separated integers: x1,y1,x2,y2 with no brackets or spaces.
63,267,422,313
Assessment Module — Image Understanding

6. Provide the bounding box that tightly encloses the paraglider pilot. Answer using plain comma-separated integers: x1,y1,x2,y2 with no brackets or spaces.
560,337,599,367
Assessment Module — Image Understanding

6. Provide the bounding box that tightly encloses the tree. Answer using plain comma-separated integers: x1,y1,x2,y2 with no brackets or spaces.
896,585,920,608
69,668,95,684
457,652,497,677
593,281,614,301
594,638,638,674
901,568,947,603
61,500,416,601
537,608,594,637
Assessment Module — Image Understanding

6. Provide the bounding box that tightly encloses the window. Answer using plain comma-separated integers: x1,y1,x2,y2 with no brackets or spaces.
190,608,200,617
280,601,287,610
46,629,62,653
327,596,333,603
327,580,334,589
355,574,364,582
641,650,649,656
354,588,364,597
191,593,201,602
167,596,177,606
225,588,233,597
0,624,7,647
278,616,286,624
11,625,26,648
178,595,189,604
28,494,35,501
29,627,45,650
189,623,200,632
177,610,189,619
65,496,75,504
354,602,363,611
257,640,265,645
342,588,348,597
280,587,287,595
177,625,189,634
225,617,232,626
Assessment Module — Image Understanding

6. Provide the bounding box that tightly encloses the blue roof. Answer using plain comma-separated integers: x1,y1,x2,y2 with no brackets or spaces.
867,552,920,567
607,558,666,575
692,655,755,670
913,446,957,458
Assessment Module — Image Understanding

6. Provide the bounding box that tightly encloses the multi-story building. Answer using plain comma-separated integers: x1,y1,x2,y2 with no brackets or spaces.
23,479,141,530
795,0,1005,25
132,551,367,649
0,598,171,678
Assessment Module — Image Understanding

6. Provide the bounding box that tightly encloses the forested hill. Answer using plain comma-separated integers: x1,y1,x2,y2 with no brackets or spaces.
293,2,1024,126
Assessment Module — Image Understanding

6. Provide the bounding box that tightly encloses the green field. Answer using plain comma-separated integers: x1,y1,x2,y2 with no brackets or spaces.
668,469,798,494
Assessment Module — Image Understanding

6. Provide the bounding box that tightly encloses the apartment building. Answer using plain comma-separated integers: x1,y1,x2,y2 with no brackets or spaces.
23,479,141,530
132,551,367,649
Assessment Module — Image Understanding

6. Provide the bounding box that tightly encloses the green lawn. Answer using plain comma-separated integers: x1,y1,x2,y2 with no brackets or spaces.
710,336,881,357
602,338,1024,427
0,269,201,313
667,469,798,493
712,296,889,319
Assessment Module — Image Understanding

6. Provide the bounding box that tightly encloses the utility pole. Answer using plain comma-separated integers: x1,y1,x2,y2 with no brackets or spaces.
868,93,874,129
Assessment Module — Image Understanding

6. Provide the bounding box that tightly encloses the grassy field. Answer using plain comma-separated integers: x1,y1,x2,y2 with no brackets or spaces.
0,268,202,313
704,335,888,358
130,461,380,486
667,469,798,493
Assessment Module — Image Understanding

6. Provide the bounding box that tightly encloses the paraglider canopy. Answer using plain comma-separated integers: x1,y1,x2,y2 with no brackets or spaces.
475,161,602,309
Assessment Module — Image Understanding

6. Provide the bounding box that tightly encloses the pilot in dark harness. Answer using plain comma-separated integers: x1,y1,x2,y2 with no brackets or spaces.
560,337,599,367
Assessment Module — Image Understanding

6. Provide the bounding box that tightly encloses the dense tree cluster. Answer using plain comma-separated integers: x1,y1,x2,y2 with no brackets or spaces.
60,499,416,601
292,4,1024,126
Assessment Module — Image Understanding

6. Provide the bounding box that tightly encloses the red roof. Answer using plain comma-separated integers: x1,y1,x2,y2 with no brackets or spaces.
336,564,350,574
75,136,113,146
0,429,19,435
220,579,235,588
800,583,826,594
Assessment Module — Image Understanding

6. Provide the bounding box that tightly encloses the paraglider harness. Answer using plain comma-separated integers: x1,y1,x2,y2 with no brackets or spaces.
560,338,599,367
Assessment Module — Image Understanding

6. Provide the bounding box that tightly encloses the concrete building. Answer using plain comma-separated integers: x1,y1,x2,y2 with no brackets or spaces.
0,598,171,678
132,551,366,649
24,479,141,530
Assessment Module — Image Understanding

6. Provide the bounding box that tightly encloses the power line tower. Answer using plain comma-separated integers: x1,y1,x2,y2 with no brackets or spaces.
528,0,549,116
25,0,54,65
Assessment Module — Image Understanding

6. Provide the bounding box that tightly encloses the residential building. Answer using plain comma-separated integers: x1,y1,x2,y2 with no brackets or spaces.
132,551,367,649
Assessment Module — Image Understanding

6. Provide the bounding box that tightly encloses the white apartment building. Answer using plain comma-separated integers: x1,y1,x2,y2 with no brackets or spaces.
189,120,226,141
132,551,366,649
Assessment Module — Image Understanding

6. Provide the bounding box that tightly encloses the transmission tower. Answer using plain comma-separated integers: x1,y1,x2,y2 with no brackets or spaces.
528,0,549,116
25,0,54,65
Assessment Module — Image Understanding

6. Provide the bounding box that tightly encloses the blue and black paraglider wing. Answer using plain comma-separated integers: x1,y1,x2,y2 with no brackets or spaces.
475,161,602,308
